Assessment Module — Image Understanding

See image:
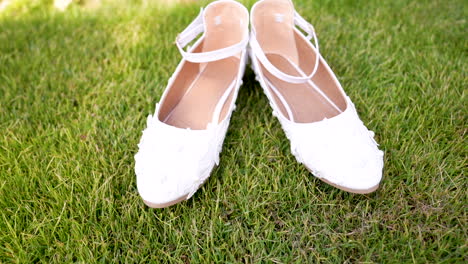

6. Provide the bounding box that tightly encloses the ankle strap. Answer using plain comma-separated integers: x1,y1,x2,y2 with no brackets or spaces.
176,9,249,63
250,11,320,84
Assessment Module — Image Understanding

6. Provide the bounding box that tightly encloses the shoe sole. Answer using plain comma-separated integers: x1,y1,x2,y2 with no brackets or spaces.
305,166,379,194
143,194,188,209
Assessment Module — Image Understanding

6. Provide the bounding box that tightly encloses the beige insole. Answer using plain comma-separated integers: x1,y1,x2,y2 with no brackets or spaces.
254,0,346,123
164,58,238,129
262,54,340,122
161,2,247,130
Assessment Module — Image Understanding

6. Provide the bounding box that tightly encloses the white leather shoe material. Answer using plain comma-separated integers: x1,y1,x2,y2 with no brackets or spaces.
249,0,384,192
135,103,232,204
135,0,249,207
275,97,384,191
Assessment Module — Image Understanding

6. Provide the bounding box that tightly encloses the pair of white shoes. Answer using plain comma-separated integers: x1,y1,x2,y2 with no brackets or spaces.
135,0,384,208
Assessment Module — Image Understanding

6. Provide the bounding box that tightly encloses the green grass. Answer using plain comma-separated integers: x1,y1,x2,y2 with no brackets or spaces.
0,0,466,262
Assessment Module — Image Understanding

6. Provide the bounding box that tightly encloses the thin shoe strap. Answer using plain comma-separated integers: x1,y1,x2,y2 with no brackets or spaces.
176,9,248,63
250,11,320,84
263,78,295,121
211,79,237,125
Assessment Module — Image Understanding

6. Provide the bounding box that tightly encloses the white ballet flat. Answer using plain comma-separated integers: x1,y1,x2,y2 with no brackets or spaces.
249,0,384,193
135,0,249,207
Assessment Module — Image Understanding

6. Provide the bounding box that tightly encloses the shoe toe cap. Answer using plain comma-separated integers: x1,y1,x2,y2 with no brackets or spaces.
135,167,192,206
326,154,383,192
302,147,384,192
134,150,203,206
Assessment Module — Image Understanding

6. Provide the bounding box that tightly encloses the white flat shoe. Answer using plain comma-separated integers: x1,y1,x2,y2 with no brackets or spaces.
135,0,249,208
249,0,384,193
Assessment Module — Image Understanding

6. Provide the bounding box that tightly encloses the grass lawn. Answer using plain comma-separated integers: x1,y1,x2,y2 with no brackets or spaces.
0,0,466,262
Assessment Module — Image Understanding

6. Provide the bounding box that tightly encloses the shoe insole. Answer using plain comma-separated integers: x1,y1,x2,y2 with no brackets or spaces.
262,54,340,123
163,2,247,130
164,58,238,129
253,0,345,123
